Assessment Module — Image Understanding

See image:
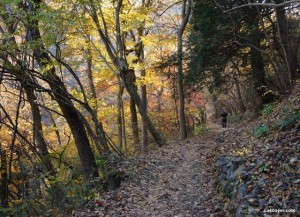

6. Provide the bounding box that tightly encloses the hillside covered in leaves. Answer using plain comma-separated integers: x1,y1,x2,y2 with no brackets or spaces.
212,80,300,216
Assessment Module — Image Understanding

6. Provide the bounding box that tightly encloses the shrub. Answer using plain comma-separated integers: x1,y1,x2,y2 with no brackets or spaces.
194,125,210,135
279,112,300,130
253,125,269,138
227,113,243,124
0,207,13,217
262,103,273,117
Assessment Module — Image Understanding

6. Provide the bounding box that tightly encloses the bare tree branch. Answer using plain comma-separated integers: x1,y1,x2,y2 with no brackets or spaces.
221,0,300,13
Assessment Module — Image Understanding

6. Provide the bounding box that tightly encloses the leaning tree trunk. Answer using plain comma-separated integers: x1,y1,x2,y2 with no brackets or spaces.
1,6,56,178
43,68,99,180
23,84,56,175
89,0,164,146
86,42,98,114
25,1,98,180
121,69,164,146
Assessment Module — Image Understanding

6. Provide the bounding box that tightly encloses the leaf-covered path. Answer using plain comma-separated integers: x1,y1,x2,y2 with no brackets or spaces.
74,132,222,217
73,84,300,217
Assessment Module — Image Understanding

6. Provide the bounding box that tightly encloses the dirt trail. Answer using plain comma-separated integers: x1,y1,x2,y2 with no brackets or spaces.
74,131,223,217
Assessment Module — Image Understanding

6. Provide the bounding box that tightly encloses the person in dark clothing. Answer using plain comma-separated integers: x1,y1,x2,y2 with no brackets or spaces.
220,109,228,128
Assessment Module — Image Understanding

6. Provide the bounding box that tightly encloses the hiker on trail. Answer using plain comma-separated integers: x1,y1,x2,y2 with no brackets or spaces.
220,109,228,128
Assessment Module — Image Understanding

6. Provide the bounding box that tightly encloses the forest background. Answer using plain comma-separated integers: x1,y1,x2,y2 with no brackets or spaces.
0,0,299,215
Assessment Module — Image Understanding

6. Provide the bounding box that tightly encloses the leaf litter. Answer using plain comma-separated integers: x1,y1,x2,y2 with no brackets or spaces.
74,132,222,217
74,82,300,217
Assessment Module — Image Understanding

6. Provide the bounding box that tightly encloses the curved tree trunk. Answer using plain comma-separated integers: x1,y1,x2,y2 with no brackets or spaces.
1,6,56,177
25,0,99,180
23,84,56,175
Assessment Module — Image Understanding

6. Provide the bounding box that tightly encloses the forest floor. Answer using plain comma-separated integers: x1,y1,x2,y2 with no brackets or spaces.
74,83,300,217
74,129,225,217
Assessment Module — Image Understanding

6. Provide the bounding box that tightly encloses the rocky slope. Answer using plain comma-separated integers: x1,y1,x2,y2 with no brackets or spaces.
213,82,300,216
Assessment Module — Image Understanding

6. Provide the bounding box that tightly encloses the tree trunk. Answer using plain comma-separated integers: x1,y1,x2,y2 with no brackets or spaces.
121,69,164,146
177,0,191,139
234,77,246,112
275,1,299,81
249,18,272,104
0,145,9,208
23,83,56,175
46,72,99,180
121,96,127,155
86,42,98,114
85,42,110,156
25,1,99,180
89,0,164,146
130,96,140,147
128,72,140,148
177,35,187,139
47,71,99,180
140,69,148,152
156,86,164,112
117,80,124,153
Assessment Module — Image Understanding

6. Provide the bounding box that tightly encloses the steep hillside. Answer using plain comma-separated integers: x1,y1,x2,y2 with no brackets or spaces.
212,81,300,216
